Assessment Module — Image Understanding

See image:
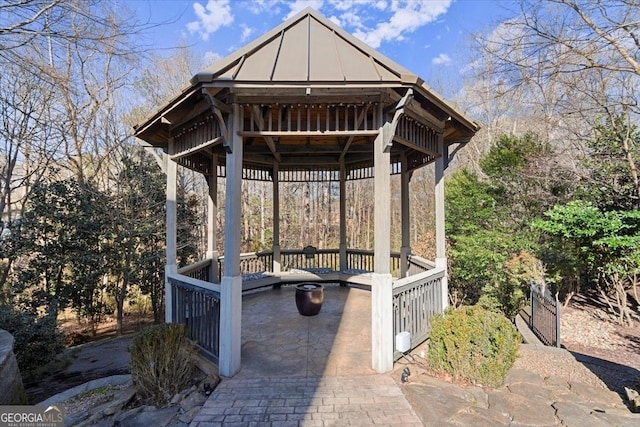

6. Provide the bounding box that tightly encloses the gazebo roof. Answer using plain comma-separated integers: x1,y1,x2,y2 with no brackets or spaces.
191,7,415,85
134,8,479,179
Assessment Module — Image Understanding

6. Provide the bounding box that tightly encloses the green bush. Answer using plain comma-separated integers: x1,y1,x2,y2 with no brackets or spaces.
0,306,65,383
427,305,521,387
130,323,195,405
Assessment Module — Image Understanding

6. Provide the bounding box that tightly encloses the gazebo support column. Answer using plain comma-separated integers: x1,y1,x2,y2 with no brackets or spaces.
339,160,347,271
165,153,178,324
272,162,281,274
207,154,219,282
220,104,243,377
435,135,449,310
372,122,393,373
400,156,411,277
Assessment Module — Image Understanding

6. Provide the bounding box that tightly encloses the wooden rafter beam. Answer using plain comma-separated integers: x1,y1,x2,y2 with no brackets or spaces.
393,135,439,157
278,156,340,166
339,106,370,161
250,105,281,162
404,105,445,133
238,130,379,137
167,98,210,130
244,144,370,155
170,136,223,161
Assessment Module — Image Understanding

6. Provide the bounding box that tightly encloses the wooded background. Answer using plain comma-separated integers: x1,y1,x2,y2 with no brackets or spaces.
0,0,638,360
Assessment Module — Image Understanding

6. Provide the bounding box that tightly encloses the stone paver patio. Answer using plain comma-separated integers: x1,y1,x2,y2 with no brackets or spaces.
190,284,640,426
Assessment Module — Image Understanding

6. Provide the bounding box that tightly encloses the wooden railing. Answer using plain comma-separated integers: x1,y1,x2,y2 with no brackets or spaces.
345,249,401,276
345,249,372,271
200,248,411,279
392,266,445,360
178,258,212,282
217,251,274,280
187,249,418,281
172,252,442,363
282,248,340,271
167,273,221,363
407,255,435,276
390,252,401,277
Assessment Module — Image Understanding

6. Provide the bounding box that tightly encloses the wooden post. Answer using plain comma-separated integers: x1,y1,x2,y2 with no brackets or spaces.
372,106,393,373
207,154,219,282
339,160,347,271
371,271,393,373
435,134,449,310
220,104,243,377
273,162,281,274
165,152,177,324
374,118,390,273
400,155,411,278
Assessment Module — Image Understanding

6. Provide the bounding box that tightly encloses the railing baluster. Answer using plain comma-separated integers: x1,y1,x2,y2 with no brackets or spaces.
168,274,221,363
393,267,445,360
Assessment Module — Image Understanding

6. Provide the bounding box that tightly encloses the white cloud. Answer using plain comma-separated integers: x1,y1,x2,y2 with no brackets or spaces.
330,0,378,11
203,51,222,67
285,0,325,19
337,11,364,29
240,24,254,42
246,0,270,14
374,0,387,10
352,0,452,48
328,15,342,26
432,53,452,65
187,0,234,41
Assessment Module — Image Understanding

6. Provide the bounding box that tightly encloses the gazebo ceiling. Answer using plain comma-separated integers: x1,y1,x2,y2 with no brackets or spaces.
133,7,479,180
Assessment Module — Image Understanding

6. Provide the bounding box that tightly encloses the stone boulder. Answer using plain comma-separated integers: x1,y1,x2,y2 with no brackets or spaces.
0,329,26,404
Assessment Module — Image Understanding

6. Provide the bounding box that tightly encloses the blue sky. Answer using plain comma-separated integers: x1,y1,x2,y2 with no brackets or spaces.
130,0,513,87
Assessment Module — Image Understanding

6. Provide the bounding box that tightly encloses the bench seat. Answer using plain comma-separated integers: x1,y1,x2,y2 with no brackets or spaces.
241,268,375,291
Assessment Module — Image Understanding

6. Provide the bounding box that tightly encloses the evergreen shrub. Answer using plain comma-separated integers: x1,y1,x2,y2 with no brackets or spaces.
130,323,195,405
0,306,64,382
427,305,521,387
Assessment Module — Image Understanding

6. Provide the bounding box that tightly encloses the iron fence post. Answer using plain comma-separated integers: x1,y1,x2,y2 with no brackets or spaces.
555,295,561,348
530,286,534,328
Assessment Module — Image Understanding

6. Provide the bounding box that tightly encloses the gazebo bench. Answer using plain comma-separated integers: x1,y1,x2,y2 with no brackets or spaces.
241,268,374,292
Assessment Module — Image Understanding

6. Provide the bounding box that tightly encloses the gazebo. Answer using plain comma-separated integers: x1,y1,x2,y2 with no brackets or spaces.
134,8,478,377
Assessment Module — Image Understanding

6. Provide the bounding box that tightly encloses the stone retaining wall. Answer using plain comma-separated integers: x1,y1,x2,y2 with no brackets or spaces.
0,329,26,404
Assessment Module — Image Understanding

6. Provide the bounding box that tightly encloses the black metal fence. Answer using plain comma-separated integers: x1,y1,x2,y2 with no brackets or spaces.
530,284,560,347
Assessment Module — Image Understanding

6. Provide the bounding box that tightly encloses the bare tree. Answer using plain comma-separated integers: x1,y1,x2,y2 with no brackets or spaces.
473,0,639,204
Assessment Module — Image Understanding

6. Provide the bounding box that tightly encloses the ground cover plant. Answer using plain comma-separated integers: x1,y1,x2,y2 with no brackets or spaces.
130,323,196,405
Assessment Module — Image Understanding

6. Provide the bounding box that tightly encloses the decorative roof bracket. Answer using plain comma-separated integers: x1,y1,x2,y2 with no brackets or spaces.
139,140,166,173
202,88,232,152
382,88,413,152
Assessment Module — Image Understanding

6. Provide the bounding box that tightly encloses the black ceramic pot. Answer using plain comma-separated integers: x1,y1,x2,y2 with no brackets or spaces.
295,283,324,316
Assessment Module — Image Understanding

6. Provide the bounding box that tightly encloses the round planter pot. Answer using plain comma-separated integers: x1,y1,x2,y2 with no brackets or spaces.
295,283,324,316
